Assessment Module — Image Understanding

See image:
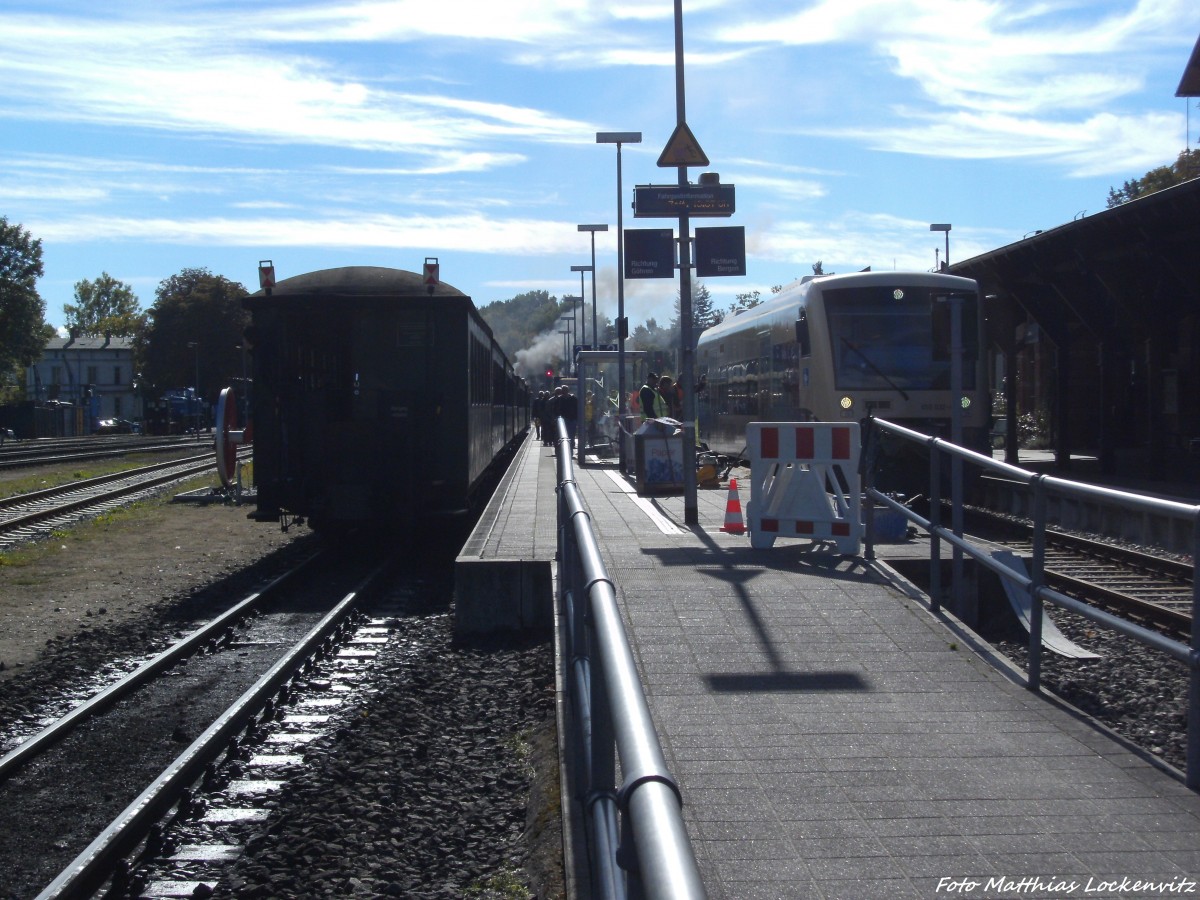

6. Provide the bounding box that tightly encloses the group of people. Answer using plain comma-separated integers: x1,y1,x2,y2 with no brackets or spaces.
531,370,688,451
531,385,577,446
634,372,683,422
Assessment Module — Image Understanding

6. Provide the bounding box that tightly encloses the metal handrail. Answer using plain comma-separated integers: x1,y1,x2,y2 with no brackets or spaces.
861,416,1200,791
550,418,707,900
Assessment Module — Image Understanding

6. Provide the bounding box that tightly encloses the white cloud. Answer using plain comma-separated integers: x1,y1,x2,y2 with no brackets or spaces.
819,108,1183,177
28,212,595,256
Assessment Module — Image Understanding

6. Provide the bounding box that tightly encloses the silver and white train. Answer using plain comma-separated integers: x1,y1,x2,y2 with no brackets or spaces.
696,270,990,460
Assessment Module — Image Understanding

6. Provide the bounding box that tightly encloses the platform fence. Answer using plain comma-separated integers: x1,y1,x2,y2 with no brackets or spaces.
862,416,1200,791
550,417,707,900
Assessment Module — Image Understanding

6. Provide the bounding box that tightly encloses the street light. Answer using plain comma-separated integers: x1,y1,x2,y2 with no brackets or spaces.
559,313,574,375
930,223,951,271
596,131,642,472
577,224,607,351
186,341,200,436
569,266,591,349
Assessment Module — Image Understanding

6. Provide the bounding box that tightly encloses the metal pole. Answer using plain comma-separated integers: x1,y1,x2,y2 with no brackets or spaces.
616,144,628,471
674,0,698,526
590,235,598,351
597,132,640,475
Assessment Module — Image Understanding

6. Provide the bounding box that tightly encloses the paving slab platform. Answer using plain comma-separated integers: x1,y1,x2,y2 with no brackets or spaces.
456,436,1200,900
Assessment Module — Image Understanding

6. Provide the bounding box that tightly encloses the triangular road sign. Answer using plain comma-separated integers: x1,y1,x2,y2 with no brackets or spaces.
657,122,710,168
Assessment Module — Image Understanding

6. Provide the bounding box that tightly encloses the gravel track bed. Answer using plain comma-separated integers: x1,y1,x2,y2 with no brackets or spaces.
217,606,560,900
991,608,1190,775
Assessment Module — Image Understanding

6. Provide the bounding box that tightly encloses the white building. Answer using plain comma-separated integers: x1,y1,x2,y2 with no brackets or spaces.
25,333,140,426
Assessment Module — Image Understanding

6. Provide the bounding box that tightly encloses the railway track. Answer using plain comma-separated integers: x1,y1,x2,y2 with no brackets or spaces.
0,450,251,548
966,506,1195,638
0,549,394,899
0,435,209,471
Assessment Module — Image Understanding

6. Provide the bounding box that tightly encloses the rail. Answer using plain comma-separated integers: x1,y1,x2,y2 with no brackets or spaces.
550,418,707,900
861,416,1200,791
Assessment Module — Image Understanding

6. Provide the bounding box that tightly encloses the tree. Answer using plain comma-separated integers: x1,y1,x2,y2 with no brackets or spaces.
478,289,563,362
727,283,784,318
671,281,723,347
135,268,249,405
1107,149,1200,207
64,273,142,336
0,217,52,403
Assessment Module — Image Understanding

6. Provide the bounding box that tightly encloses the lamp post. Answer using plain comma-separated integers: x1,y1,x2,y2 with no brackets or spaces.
186,341,200,437
930,223,951,271
559,313,574,375
577,224,607,351
596,131,642,473
569,266,591,349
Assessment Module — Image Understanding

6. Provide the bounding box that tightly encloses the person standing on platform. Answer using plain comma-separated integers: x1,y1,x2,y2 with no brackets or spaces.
531,391,546,441
655,375,676,419
639,373,658,422
543,388,561,445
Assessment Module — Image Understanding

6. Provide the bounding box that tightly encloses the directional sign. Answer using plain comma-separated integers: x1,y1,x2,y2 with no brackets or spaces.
657,122,709,168
695,226,747,278
624,229,675,279
634,184,735,218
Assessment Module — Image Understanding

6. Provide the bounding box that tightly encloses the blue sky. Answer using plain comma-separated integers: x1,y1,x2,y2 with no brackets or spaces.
2,0,1197,369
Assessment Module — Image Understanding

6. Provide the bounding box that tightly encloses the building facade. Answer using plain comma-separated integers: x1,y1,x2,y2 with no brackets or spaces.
25,334,141,429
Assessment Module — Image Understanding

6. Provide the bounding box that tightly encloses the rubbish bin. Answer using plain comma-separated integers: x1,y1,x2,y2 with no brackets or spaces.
633,418,684,495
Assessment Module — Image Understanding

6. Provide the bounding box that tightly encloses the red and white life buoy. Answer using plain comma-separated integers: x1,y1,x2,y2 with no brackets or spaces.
214,386,247,488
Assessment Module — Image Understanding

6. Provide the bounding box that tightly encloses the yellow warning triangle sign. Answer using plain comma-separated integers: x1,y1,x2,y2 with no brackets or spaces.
657,122,710,168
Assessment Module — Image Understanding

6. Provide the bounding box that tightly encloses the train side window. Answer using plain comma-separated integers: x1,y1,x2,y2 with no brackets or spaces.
796,310,811,358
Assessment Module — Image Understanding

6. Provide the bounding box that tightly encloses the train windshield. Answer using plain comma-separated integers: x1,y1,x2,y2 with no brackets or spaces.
824,285,978,391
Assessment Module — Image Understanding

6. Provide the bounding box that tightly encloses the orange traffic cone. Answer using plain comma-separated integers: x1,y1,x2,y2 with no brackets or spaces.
719,478,746,534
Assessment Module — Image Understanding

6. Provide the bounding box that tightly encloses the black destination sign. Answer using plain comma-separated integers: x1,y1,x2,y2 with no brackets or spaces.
624,229,675,279
633,184,735,218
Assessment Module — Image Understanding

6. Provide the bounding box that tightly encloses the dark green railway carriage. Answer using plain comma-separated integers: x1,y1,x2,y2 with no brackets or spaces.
244,266,527,533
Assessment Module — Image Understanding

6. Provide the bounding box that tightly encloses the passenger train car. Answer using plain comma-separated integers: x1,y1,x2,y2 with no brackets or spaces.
697,270,990,460
242,266,528,533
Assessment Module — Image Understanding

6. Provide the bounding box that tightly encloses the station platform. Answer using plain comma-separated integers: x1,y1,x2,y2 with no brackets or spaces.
456,435,1200,899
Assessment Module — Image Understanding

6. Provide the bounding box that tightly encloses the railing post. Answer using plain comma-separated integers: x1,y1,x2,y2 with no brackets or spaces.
929,440,941,614
1188,508,1200,790
1027,475,1047,692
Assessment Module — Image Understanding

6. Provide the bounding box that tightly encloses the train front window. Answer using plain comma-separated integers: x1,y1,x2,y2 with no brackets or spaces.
824,286,977,391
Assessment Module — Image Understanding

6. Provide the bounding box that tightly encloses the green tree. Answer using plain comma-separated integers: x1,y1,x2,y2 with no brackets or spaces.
727,283,784,318
135,268,249,406
64,272,142,336
479,290,563,362
671,281,723,347
0,217,52,403
1107,149,1200,207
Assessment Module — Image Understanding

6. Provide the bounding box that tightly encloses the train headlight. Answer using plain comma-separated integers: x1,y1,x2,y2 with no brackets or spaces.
960,396,971,409
839,396,853,410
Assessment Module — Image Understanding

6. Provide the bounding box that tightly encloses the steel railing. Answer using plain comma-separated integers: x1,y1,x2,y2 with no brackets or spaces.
861,416,1200,790
549,418,707,900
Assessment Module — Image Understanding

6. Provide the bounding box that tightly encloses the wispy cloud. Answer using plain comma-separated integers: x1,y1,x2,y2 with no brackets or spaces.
28,212,594,256
713,0,1197,173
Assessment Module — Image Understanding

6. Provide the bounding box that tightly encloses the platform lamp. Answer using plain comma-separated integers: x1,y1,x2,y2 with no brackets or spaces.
930,223,951,271
569,265,591,350
596,131,641,472
576,224,607,351
559,314,574,375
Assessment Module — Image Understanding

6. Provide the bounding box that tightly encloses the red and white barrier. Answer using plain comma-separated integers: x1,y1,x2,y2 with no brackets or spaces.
745,422,861,554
